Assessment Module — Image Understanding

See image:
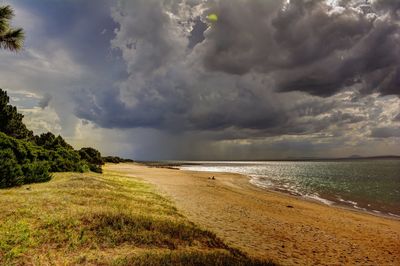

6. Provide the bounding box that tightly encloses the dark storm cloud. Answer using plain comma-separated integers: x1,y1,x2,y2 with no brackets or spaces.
73,87,166,129
11,0,120,71
371,126,400,138
73,0,398,138
3,0,399,160
202,0,400,96
373,0,400,18
188,17,208,49
74,73,288,132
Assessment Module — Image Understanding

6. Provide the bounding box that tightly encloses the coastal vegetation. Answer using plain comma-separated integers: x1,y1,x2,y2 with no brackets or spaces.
103,155,134,164
0,168,273,265
0,88,104,188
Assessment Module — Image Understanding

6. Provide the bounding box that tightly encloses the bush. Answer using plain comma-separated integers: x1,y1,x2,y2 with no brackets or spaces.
79,147,103,173
0,133,52,188
21,161,51,184
103,156,134,164
47,148,83,172
79,147,103,165
88,164,102,173
0,148,23,188
34,132,74,151
0,88,105,188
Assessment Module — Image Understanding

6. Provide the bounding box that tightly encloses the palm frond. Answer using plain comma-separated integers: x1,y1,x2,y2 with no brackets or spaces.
0,28,24,51
0,5,14,20
0,18,8,35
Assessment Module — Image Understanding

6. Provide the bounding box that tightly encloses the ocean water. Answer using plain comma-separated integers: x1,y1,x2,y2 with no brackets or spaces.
178,160,400,218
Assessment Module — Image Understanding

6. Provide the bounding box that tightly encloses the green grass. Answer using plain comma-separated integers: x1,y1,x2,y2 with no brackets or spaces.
0,169,274,265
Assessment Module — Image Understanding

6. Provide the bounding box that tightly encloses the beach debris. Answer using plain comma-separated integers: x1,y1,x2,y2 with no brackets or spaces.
286,205,294,208
208,176,216,180
26,187,31,190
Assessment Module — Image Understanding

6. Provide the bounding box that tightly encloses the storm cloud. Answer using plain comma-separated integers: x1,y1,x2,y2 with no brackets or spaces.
202,0,400,96
1,0,400,160
75,0,399,133
371,126,400,138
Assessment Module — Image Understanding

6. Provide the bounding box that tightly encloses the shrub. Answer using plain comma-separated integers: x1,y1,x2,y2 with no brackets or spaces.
103,156,134,163
48,147,83,172
79,147,103,165
21,161,51,184
0,88,105,188
0,148,23,188
79,147,103,173
0,133,52,188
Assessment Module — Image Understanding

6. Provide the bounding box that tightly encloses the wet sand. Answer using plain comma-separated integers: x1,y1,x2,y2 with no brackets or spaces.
105,163,400,265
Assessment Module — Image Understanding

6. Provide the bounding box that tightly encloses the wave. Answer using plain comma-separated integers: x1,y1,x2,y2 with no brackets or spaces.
178,161,400,217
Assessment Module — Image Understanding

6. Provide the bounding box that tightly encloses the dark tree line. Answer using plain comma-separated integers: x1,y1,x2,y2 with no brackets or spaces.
102,156,134,164
0,89,104,188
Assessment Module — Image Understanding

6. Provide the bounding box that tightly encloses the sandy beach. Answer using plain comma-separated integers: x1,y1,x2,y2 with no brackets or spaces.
105,163,400,265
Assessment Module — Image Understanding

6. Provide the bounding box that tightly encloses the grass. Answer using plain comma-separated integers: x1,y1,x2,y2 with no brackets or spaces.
0,167,274,265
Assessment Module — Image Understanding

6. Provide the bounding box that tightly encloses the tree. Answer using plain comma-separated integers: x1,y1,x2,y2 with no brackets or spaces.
34,132,74,150
79,147,104,173
0,5,24,52
0,148,23,188
0,132,52,188
0,89,33,139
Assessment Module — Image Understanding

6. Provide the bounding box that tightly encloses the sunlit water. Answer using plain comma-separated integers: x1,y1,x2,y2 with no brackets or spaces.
178,160,400,218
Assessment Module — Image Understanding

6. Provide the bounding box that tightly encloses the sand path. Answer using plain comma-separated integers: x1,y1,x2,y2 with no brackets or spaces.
105,164,400,265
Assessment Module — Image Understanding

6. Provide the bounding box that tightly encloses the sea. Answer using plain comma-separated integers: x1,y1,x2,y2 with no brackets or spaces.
177,159,400,218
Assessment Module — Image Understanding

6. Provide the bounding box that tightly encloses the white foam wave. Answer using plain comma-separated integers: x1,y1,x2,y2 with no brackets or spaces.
388,213,400,218
304,194,334,205
179,162,399,217
337,197,358,206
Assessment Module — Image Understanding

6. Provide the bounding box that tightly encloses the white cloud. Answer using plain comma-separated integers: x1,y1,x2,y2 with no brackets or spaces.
20,107,61,135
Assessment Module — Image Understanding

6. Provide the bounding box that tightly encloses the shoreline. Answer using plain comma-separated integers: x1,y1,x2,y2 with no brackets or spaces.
151,163,400,221
242,172,400,221
175,163,400,220
106,163,400,265
248,174,400,221
153,163,400,220
172,163,400,221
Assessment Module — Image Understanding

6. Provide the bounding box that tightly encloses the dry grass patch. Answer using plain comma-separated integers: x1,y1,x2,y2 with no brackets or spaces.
0,169,274,265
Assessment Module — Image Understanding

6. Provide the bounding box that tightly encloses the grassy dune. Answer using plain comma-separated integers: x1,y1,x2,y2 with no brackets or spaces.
0,168,273,265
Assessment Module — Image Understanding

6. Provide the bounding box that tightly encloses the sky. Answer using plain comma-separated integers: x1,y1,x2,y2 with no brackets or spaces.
0,0,399,160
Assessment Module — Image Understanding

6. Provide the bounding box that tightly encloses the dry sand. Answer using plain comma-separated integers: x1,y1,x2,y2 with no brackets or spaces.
105,163,400,265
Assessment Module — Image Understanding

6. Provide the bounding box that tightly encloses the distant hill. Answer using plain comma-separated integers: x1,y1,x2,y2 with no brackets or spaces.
345,155,400,160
